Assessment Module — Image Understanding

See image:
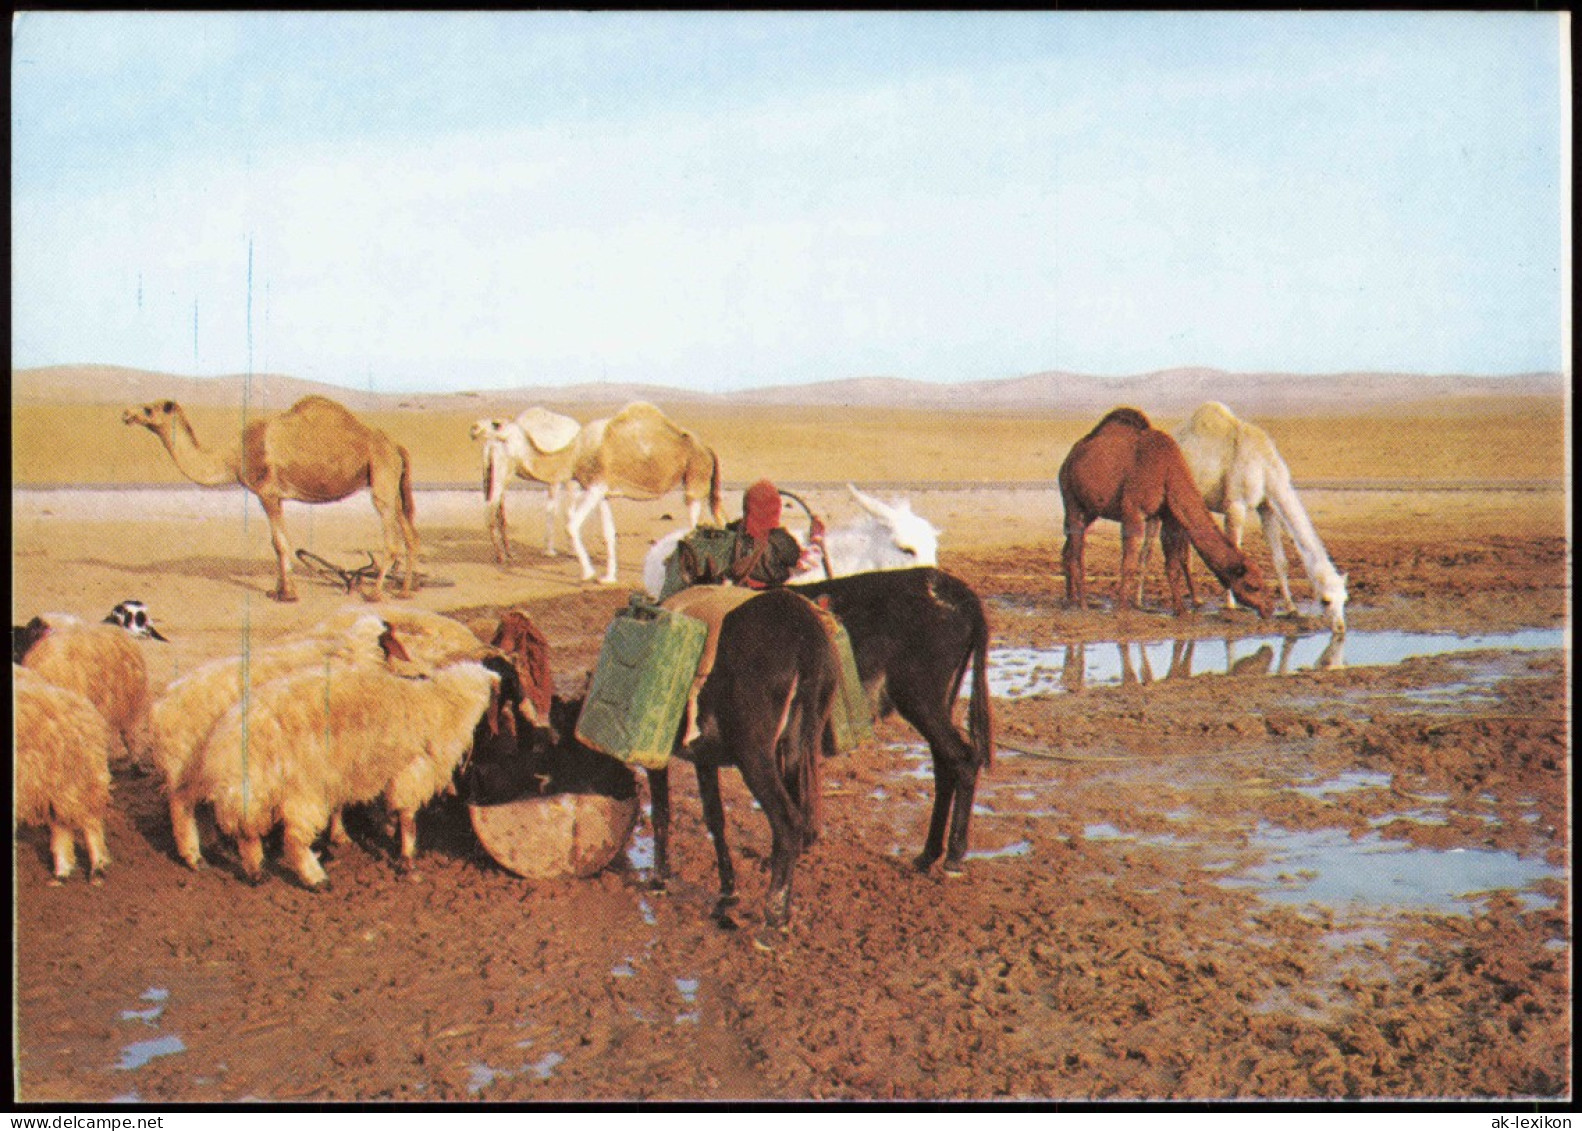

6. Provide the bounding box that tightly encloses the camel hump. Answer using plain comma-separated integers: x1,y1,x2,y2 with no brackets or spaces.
1087,406,1152,437
284,395,366,427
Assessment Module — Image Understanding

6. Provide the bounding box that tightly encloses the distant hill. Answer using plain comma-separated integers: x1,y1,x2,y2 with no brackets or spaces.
11,362,1563,417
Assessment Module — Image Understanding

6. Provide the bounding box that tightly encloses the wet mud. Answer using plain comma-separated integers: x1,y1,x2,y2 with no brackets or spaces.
11,515,1572,1102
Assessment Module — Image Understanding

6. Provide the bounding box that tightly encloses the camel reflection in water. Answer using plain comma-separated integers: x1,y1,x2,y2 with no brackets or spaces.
1056,632,1346,692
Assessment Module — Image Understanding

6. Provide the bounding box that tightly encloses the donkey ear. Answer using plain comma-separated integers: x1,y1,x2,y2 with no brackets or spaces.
848,484,898,523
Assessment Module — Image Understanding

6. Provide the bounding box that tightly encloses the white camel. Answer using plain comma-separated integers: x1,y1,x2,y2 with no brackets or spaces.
469,408,582,564
564,402,725,584
1140,401,1347,633
641,484,941,600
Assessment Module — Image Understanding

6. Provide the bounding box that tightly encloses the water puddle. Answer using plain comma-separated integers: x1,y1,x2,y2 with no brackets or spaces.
118,987,169,1026
626,831,655,870
1226,823,1562,913
467,1049,565,1095
115,1035,186,1071
966,839,1032,861
989,627,1562,697
1289,771,1392,799
675,977,701,1024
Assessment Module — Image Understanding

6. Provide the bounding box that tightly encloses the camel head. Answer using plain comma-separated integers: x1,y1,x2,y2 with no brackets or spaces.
1314,563,1348,635
470,418,508,443
123,400,183,438
847,484,941,566
1225,557,1274,619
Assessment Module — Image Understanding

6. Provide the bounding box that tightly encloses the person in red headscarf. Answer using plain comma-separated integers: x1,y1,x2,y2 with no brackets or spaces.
725,479,814,589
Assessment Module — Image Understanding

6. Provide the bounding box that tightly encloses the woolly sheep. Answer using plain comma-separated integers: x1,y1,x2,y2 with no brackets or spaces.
18,613,153,766
149,614,395,869
13,665,114,883
176,657,499,888
319,605,493,669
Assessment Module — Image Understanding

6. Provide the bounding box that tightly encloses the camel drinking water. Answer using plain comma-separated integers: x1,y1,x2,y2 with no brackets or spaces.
122,395,420,602
561,402,725,584
1137,401,1348,633
1058,407,1273,619
469,407,583,564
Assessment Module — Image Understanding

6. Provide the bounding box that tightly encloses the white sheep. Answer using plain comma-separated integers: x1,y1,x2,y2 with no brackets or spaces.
17,613,154,767
13,665,114,883
149,614,395,869
175,657,499,888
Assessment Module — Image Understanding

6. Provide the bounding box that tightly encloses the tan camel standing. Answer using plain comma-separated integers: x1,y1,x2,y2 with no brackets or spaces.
123,395,420,602
469,407,582,564
1137,401,1348,633
563,402,725,584
1058,407,1272,618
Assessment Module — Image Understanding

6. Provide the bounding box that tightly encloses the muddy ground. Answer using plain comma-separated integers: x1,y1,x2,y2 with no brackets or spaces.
10,482,1571,1102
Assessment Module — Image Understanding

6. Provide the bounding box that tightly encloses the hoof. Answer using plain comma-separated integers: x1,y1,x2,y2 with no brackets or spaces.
713,910,740,932
646,876,670,894
181,856,208,872
271,589,300,604
911,852,939,874
244,872,269,888
941,858,968,877
89,871,108,887
751,925,790,952
47,876,66,888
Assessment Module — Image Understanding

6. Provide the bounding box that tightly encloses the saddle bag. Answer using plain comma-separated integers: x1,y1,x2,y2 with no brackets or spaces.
658,525,740,602
827,621,873,756
574,595,707,770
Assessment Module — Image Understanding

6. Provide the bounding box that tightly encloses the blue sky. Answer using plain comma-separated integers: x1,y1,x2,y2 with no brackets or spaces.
11,11,1570,394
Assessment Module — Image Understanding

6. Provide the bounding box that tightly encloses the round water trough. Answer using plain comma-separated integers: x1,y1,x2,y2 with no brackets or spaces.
470,790,640,880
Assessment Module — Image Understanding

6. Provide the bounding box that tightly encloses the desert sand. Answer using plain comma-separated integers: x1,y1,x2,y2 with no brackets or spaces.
10,385,1570,1101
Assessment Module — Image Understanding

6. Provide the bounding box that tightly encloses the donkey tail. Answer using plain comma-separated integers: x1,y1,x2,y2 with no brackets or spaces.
968,604,995,771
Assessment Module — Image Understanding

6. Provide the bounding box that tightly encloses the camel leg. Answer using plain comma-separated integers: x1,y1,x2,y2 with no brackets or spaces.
1161,516,1195,615
1062,515,1089,608
597,497,619,584
1258,502,1298,615
258,496,299,602
1117,512,1147,610
488,495,511,565
566,481,608,581
543,482,560,556
1221,501,1248,610
370,478,417,601
1135,516,1161,606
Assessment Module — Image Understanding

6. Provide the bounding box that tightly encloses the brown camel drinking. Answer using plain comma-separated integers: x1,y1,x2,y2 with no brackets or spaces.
1058,407,1272,618
122,395,420,602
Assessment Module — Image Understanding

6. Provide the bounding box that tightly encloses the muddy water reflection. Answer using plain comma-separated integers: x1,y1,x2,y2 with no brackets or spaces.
990,627,1563,697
